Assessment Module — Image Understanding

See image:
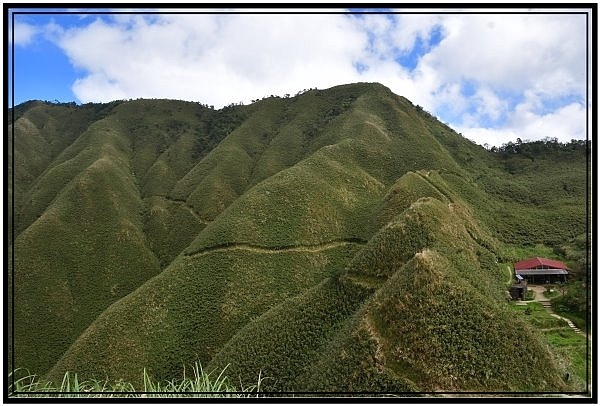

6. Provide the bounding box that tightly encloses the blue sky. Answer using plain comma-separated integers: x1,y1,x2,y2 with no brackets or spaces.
11,28,77,103
8,8,591,146
9,12,99,103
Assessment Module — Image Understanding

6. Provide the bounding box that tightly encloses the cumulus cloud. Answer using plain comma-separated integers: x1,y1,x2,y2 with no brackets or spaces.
457,101,586,147
420,14,586,94
16,11,589,146
390,14,443,52
53,14,370,107
12,21,40,46
409,13,588,145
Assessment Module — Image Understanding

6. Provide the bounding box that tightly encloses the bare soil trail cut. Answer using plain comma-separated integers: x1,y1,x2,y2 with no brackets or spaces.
186,238,367,258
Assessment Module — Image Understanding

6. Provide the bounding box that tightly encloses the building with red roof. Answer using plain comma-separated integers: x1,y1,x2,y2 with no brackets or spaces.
514,257,569,284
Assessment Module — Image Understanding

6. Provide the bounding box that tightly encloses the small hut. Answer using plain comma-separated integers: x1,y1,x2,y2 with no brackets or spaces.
509,274,527,300
514,257,569,284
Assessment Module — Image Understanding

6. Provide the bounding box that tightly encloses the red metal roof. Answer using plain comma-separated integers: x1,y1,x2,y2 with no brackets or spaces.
514,257,570,271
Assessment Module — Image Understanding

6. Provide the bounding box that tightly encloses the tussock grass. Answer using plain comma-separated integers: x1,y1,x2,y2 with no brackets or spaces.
142,196,207,267
8,362,263,398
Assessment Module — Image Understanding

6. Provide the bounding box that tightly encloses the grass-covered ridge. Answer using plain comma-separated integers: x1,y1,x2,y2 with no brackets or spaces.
206,197,569,392
8,82,589,395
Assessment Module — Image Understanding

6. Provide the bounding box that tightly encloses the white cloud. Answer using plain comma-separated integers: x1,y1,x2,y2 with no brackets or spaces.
389,14,443,52
72,73,127,102
458,102,586,147
12,22,40,46
511,101,586,141
420,14,586,95
27,11,589,146
471,86,507,122
408,13,588,145
53,14,370,107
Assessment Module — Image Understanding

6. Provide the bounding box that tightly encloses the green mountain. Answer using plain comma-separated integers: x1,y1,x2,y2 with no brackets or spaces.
8,83,589,393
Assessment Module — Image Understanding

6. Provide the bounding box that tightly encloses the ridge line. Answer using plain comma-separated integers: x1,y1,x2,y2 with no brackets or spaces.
414,170,454,203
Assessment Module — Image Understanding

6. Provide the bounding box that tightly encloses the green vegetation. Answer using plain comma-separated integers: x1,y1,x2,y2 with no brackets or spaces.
524,289,536,301
551,280,590,332
9,362,263,398
8,82,589,396
208,196,571,392
510,302,589,392
11,116,161,374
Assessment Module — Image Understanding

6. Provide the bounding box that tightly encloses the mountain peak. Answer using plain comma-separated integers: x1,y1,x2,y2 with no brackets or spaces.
9,82,588,394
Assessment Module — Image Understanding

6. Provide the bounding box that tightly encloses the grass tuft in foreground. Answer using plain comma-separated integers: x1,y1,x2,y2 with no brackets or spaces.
8,362,264,398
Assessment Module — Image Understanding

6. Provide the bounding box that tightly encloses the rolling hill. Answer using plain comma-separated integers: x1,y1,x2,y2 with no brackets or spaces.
7,83,589,393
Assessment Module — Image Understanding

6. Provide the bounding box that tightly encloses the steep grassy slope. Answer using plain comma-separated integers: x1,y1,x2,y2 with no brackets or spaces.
477,149,589,247
9,101,121,236
8,82,588,392
9,99,249,375
142,196,208,267
207,196,568,392
309,199,556,392
11,116,161,374
41,83,476,385
46,243,363,386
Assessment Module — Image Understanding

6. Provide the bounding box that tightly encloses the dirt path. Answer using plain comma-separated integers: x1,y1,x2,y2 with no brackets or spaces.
364,121,390,141
148,195,212,225
178,202,211,225
527,285,585,336
186,239,367,258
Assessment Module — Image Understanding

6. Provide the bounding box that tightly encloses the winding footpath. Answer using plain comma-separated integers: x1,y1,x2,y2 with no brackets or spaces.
165,197,213,225
185,239,367,258
147,194,368,258
148,195,213,225
522,285,586,336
